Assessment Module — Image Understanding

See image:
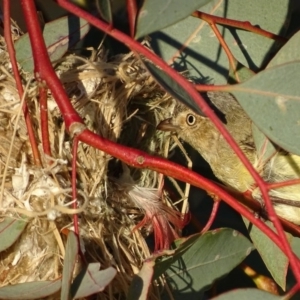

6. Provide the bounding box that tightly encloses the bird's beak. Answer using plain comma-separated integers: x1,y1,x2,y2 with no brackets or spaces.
157,118,179,132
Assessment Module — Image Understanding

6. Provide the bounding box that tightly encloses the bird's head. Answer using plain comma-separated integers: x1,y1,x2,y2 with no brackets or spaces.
157,105,219,156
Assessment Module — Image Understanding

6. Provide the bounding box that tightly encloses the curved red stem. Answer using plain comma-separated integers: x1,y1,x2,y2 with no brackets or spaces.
3,0,41,166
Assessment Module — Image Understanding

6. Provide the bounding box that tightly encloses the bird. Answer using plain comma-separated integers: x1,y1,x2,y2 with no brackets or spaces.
157,91,300,225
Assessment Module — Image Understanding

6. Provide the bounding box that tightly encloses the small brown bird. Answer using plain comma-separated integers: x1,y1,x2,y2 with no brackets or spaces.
158,92,300,225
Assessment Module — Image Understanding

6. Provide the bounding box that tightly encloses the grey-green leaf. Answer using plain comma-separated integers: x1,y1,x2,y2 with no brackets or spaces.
71,263,116,298
0,280,61,299
127,260,155,300
149,0,290,84
267,30,300,68
156,228,253,298
252,124,277,165
0,217,27,252
230,62,300,155
96,0,113,24
61,231,78,300
15,15,90,73
212,288,281,300
135,0,211,39
143,60,205,116
243,219,289,290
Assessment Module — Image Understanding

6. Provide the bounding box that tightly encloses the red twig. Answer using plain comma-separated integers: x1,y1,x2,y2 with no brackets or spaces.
3,0,41,166
195,84,230,92
71,135,79,235
39,85,52,158
268,179,300,190
192,11,287,44
200,199,220,234
127,0,137,38
284,283,300,299
209,22,240,82
20,0,83,131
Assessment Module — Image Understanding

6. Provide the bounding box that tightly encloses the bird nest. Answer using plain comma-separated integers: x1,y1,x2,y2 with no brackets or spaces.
0,32,182,299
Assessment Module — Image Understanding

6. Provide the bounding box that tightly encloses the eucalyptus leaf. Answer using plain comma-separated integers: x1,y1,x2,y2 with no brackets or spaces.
96,0,113,24
0,217,27,252
267,30,300,68
150,0,290,83
61,231,78,300
243,219,289,290
127,260,155,300
228,59,255,84
230,62,300,155
212,288,281,300
155,228,253,298
15,15,90,73
143,60,205,115
71,263,116,299
252,124,277,166
0,280,61,299
135,0,211,39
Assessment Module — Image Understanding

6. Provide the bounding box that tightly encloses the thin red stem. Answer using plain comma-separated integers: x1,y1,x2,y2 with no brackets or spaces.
20,0,83,131
72,135,79,235
200,199,220,234
127,0,137,38
209,22,239,82
268,179,300,190
3,0,41,166
284,283,300,299
39,86,52,158
192,11,287,44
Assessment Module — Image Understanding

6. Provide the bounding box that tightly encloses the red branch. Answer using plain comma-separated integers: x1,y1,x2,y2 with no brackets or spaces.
192,11,287,44
20,0,83,130
72,135,79,235
3,0,41,166
209,22,239,82
127,0,138,38
39,86,52,158
200,199,220,234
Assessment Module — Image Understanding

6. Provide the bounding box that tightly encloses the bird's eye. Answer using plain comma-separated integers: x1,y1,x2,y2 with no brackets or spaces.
186,114,196,126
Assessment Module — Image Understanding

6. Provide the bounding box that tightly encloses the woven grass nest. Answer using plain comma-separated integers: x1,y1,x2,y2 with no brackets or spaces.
0,31,187,299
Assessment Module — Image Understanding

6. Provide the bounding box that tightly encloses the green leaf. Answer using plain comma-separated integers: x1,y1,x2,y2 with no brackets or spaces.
291,236,300,259
230,62,300,155
150,0,290,83
143,60,205,116
252,124,277,166
155,228,253,298
0,280,61,299
0,217,27,252
153,234,201,279
135,0,211,39
96,0,113,24
127,259,155,300
267,30,300,68
244,219,289,290
61,231,78,300
228,59,255,84
211,288,281,300
71,263,116,298
15,15,90,73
